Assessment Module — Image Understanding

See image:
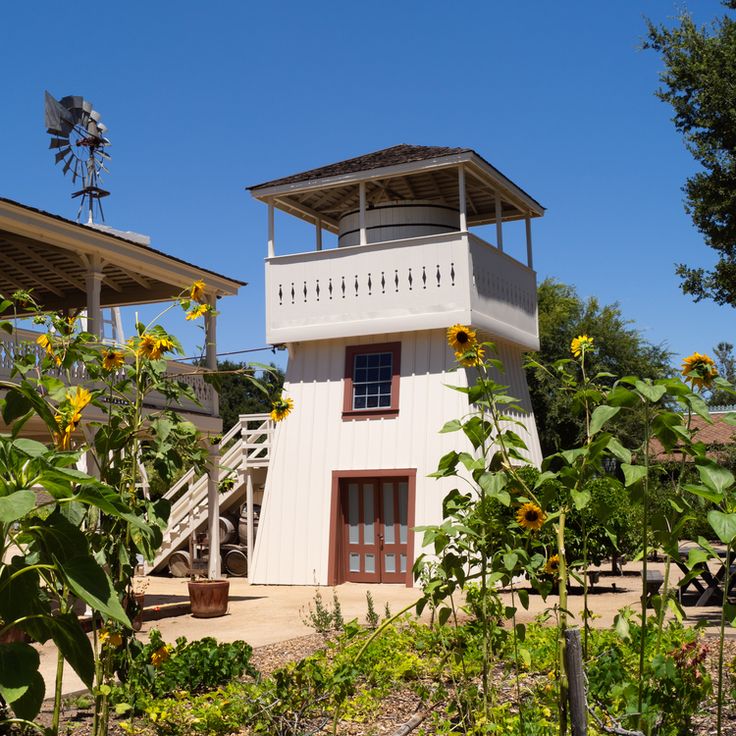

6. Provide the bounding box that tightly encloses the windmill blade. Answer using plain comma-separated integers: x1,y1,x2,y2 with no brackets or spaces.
99,150,111,160
55,148,71,164
48,137,69,149
44,91,74,134
61,95,85,111
62,158,73,176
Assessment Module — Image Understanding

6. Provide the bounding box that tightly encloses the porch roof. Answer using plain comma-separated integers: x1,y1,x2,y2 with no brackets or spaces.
0,197,245,313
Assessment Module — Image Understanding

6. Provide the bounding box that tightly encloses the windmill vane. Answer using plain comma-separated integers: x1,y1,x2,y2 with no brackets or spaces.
44,91,111,224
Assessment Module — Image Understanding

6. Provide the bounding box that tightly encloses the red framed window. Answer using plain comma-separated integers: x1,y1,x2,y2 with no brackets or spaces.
342,342,401,420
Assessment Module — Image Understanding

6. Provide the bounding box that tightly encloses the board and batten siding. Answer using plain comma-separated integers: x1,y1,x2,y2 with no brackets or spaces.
249,329,542,586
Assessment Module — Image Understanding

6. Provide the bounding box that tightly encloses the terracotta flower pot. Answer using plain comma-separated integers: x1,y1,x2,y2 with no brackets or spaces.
188,579,230,618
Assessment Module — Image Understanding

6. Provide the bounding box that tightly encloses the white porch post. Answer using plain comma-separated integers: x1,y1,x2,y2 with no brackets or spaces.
315,218,323,251
359,182,367,246
458,166,467,232
267,201,275,258
525,214,533,269
245,468,255,580
85,255,104,339
495,194,504,252
205,296,221,578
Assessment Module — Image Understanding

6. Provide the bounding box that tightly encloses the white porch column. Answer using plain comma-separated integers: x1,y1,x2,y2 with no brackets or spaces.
85,255,104,339
458,166,467,232
245,468,255,580
495,194,504,252
267,201,275,258
315,218,323,251
525,214,533,269
205,296,221,578
359,182,367,246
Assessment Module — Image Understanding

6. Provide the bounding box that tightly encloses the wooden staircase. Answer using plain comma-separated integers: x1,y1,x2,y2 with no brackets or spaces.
144,414,273,574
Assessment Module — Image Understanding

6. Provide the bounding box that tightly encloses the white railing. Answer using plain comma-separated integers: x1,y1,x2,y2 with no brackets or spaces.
264,231,538,349
0,328,216,416
145,413,272,573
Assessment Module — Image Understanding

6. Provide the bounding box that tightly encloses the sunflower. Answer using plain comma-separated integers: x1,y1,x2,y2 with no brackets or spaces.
101,349,125,372
99,629,123,649
67,386,92,414
36,333,61,366
681,352,718,390
150,645,171,667
185,304,210,321
544,554,560,576
570,334,594,358
447,324,477,353
455,345,485,368
270,396,294,422
189,280,206,303
137,334,175,360
516,502,545,531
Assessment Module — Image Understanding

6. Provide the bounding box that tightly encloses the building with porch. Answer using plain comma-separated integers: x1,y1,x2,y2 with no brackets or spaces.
0,196,243,577
246,144,545,586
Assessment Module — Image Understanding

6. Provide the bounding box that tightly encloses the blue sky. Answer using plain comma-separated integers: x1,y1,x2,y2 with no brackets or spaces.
1,1,732,371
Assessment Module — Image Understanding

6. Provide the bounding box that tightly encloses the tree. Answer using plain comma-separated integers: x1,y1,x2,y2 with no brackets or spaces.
645,3,736,305
216,360,284,431
526,278,672,454
709,341,736,405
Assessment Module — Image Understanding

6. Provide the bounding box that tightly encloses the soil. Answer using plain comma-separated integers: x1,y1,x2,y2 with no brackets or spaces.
35,633,736,736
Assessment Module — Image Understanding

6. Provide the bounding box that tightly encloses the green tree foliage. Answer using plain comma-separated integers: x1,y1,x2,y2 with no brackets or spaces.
527,278,672,454
709,341,736,406
645,3,736,305
217,360,284,432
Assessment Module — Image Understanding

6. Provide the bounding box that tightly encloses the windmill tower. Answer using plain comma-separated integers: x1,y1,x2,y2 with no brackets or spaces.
247,145,544,586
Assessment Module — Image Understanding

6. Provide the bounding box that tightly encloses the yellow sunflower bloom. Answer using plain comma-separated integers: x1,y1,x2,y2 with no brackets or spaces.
270,396,294,423
681,352,718,390
570,334,594,358
544,554,560,576
185,304,209,321
447,324,477,353
101,349,125,371
67,386,92,414
99,629,123,649
189,280,206,304
36,333,61,366
150,645,171,667
516,502,546,531
455,345,485,368
137,334,175,360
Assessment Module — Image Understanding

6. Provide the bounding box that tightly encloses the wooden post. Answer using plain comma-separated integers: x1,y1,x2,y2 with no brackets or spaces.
205,299,220,579
359,182,367,245
315,218,323,251
246,468,254,580
495,194,504,251
267,201,275,258
525,213,533,269
458,166,467,232
564,628,588,736
85,255,104,339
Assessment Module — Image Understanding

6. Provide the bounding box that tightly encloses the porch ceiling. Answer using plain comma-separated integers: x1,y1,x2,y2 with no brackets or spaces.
0,197,244,313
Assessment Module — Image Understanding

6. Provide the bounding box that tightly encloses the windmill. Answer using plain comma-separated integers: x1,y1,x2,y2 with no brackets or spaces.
44,91,111,224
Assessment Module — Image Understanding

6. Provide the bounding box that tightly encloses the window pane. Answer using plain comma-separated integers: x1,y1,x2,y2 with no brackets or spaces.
384,553,395,573
363,485,374,544
365,554,375,574
398,482,408,544
352,351,394,412
379,366,391,380
383,483,395,544
356,355,367,368
367,396,378,408
354,396,366,409
349,553,360,572
348,484,359,544
400,554,407,573
367,354,380,367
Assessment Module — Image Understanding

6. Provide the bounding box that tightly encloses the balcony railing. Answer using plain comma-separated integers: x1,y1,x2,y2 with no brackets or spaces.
264,231,538,349
0,328,216,417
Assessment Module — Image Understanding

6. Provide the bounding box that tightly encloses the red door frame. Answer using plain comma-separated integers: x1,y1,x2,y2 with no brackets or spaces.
328,469,416,587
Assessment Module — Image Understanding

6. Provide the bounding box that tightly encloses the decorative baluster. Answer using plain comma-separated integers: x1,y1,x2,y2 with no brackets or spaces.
450,262,456,286
303,281,308,302
316,279,320,301
381,271,386,293
354,274,359,296
278,284,283,305
341,276,346,299
408,267,413,290
394,269,399,292
290,282,295,304
367,273,372,295
328,277,333,300
422,266,427,289
436,264,441,287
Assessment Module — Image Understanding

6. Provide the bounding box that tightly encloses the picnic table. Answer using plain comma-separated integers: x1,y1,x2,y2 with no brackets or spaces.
675,544,736,606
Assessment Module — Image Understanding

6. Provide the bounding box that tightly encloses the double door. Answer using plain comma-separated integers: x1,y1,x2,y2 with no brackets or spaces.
341,478,409,583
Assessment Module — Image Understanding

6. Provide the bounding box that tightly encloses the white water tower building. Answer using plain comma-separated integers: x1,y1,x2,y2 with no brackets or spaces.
247,145,544,586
